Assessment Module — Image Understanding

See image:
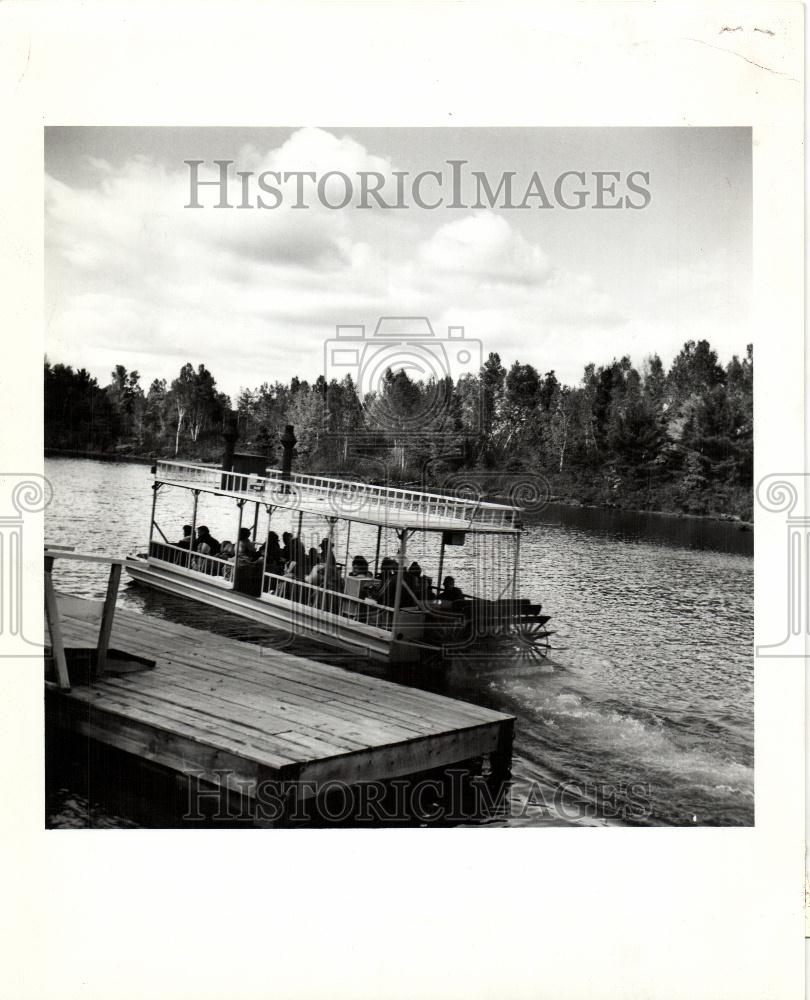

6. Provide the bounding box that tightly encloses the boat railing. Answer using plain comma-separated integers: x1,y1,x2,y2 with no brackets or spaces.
149,540,234,586
261,570,396,631
154,460,520,530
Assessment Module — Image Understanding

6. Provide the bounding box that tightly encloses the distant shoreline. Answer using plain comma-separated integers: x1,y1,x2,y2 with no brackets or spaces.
44,447,754,532
45,447,155,466
531,498,753,533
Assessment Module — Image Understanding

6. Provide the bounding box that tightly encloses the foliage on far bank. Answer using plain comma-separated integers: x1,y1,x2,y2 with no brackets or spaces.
44,339,753,520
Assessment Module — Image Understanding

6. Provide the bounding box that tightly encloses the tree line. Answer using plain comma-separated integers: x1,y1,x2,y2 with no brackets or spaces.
44,338,753,519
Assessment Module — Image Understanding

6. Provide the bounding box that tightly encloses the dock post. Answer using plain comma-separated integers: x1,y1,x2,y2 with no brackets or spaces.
95,562,122,676
487,717,514,812
44,556,70,690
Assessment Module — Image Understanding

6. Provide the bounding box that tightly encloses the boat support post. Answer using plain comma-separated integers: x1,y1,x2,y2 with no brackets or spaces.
322,516,336,612
233,499,246,589
437,533,447,595
261,504,274,593
373,525,382,576
148,481,162,554
188,489,200,569
391,528,414,637
511,532,521,623
343,518,351,572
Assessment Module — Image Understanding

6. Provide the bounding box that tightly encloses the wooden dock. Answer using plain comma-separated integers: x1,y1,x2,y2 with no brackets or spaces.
46,594,514,826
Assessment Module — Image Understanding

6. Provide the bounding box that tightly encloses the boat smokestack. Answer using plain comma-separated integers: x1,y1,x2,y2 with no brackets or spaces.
222,410,239,471
280,424,296,482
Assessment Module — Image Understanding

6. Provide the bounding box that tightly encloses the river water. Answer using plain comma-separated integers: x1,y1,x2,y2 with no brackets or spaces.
44,457,754,827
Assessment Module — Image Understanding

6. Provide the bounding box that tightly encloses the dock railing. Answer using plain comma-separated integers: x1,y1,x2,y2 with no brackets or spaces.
44,546,125,691
154,460,521,531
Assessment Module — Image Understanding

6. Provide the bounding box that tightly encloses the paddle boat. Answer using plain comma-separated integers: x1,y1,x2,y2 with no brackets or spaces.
125,434,551,665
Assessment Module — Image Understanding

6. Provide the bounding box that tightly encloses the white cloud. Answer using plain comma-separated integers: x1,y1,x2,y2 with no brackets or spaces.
417,212,551,285
51,127,740,398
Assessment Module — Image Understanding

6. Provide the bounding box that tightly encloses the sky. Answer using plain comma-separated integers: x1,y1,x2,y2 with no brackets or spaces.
45,126,751,403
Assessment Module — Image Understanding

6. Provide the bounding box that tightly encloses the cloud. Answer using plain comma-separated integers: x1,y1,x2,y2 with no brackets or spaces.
418,212,552,285
47,127,698,398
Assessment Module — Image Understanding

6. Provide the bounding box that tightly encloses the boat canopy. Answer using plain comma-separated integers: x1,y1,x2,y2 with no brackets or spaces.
154,461,522,534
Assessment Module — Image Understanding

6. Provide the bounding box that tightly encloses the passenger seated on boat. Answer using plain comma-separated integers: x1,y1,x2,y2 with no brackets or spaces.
319,537,337,567
306,560,341,611
438,575,464,603
232,541,263,596
307,559,340,588
349,555,370,576
169,524,193,564
367,557,396,602
237,527,257,559
279,557,300,599
343,560,376,607
305,546,320,574
375,561,417,608
281,532,305,564
284,534,307,572
195,526,221,557
405,561,432,604
377,556,397,579
307,562,326,605
175,524,193,549
213,540,234,579
276,559,301,600
261,531,285,578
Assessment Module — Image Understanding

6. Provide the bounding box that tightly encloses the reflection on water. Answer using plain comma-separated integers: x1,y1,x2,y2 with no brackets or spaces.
529,502,753,556
45,458,754,827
